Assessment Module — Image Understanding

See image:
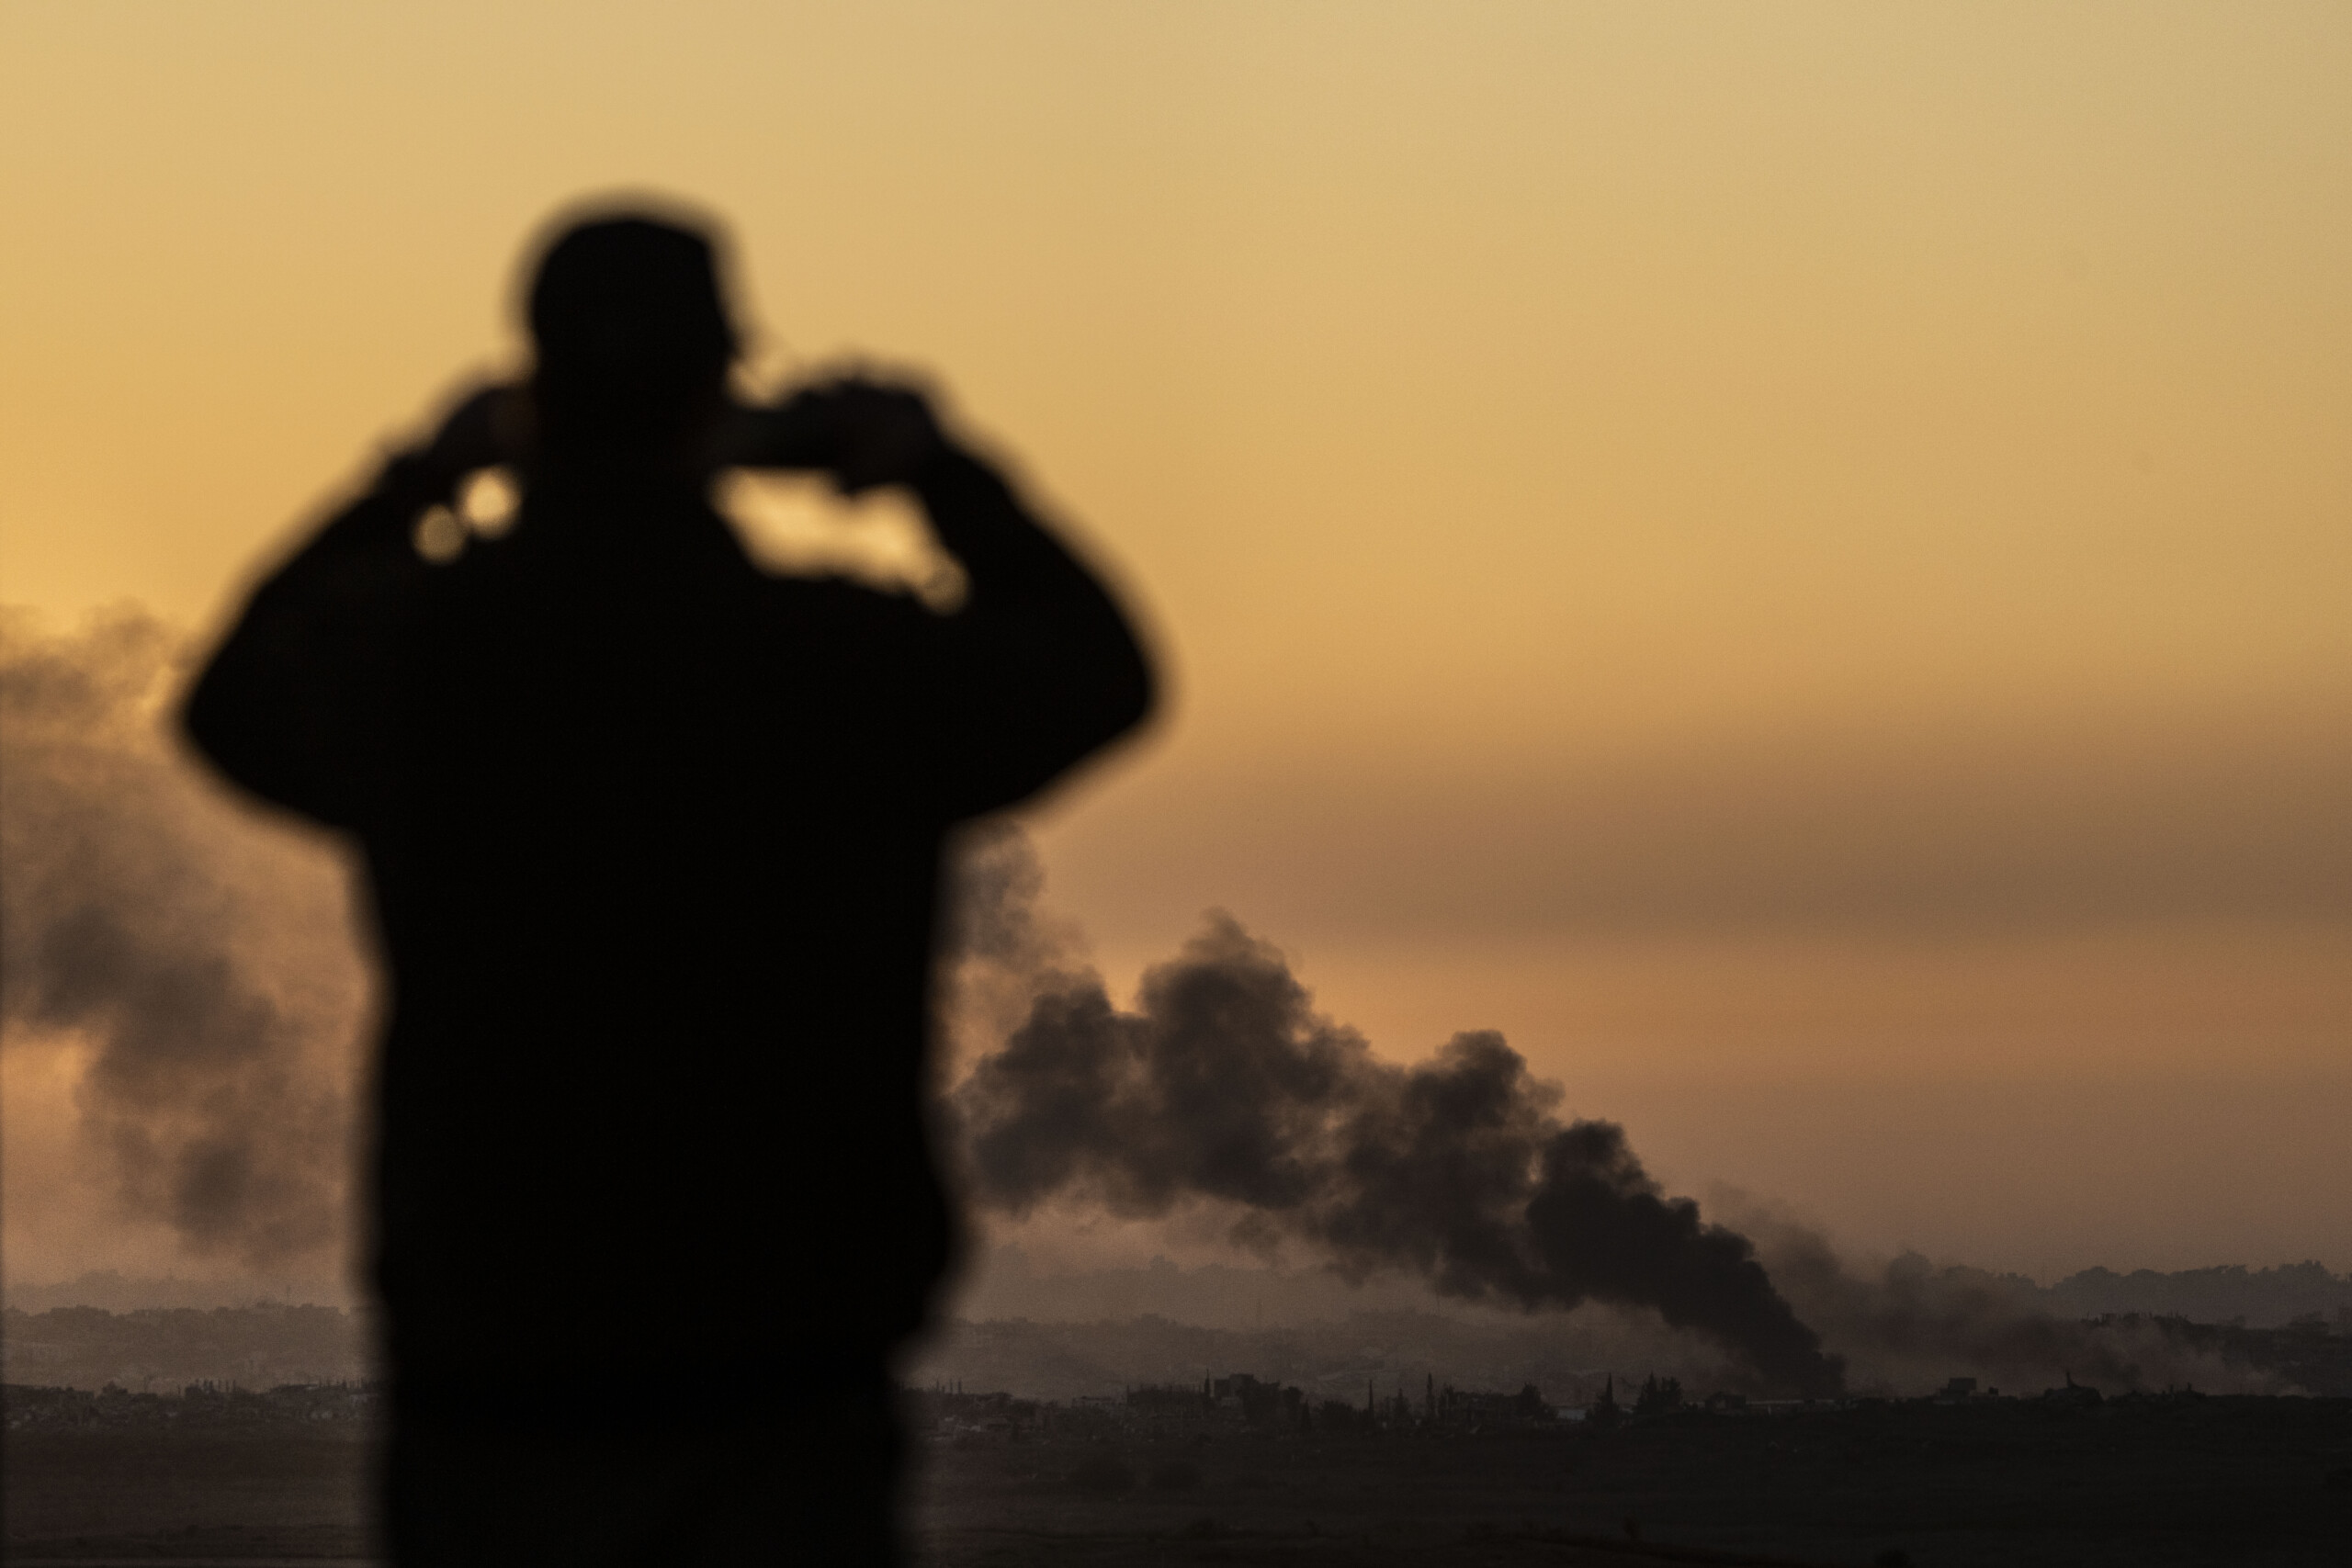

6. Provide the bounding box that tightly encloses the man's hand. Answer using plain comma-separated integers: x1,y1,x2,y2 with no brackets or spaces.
817,376,945,495
718,373,947,493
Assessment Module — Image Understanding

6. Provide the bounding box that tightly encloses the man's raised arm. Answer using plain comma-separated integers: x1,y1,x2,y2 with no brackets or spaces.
183,389,506,828
756,378,1158,818
915,441,1157,818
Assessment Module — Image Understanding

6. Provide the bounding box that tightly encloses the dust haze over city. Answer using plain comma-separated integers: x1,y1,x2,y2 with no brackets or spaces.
5,4,2351,1563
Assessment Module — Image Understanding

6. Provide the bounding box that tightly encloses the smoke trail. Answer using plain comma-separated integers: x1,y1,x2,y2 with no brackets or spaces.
952,904,1844,1394
940,820,1091,1067
1744,1221,2296,1396
0,608,362,1269
944,834,2284,1396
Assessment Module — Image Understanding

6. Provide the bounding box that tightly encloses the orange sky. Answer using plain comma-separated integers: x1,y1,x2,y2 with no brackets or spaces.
4,3,2347,1283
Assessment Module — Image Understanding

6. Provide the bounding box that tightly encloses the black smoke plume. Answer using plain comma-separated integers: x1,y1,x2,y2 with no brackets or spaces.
0,608,361,1269
951,895,1844,1395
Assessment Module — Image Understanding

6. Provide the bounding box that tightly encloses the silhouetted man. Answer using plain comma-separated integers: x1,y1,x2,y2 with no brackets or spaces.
185,210,1154,1564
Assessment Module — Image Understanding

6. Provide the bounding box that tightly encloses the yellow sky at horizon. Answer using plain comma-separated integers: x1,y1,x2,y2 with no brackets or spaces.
4,2,2347,1280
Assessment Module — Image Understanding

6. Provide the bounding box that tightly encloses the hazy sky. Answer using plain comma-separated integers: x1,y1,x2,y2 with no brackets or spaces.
4,2,2346,1283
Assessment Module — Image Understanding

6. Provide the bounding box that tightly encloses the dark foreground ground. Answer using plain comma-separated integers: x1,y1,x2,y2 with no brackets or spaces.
6,1396,2349,1566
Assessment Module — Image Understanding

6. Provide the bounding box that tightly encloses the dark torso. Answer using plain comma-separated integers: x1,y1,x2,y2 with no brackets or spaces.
361,476,957,1389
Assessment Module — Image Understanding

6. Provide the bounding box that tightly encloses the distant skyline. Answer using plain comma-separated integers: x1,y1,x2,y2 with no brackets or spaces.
4,3,2347,1287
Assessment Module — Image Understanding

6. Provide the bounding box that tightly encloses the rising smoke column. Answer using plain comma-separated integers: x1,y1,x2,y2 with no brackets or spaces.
939,820,1094,1067
954,909,1843,1395
0,608,361,1269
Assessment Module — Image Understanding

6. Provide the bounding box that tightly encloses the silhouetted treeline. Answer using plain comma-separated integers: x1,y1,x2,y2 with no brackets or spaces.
10,1296,2343,1408
909,1309,1647,1408
952,1250,2352,1335
3,1378,379,1431
1,1304,368,1393
913,1304,2351,1404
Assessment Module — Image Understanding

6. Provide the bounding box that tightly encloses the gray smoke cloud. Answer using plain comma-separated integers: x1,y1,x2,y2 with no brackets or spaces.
940,820,1093,1066
0,607,363,1270
947,837,1843,1395
1747,1225,2295,1396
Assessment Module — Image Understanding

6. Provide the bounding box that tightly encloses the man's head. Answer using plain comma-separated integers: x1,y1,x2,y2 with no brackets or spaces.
526,211,737,455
